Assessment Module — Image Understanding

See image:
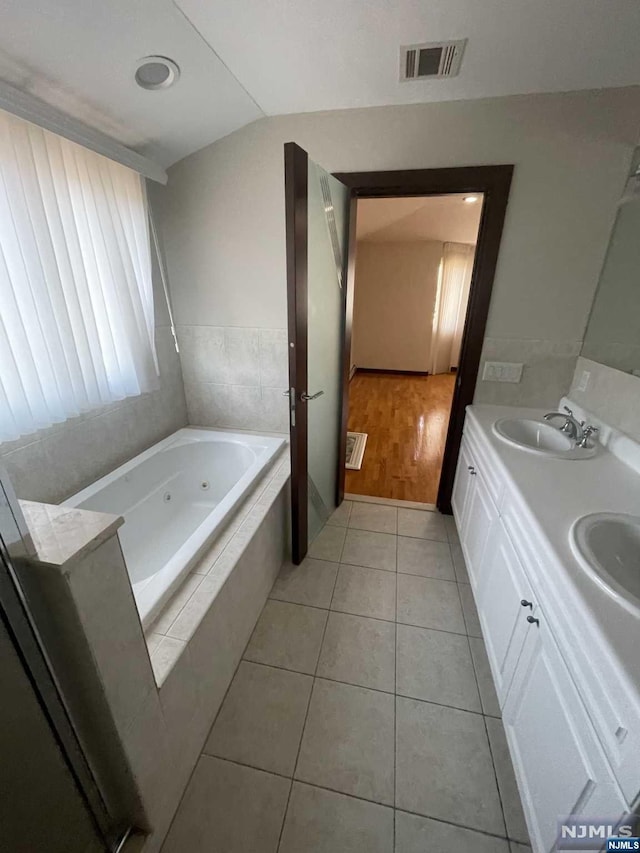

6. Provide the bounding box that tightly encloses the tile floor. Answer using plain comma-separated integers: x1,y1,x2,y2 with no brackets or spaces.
161,500,532,853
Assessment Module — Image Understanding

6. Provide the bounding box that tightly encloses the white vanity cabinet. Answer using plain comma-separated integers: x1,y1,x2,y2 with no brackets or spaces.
451,434,498,587
503,611,629,853
454,413,634,853
475,519,537,704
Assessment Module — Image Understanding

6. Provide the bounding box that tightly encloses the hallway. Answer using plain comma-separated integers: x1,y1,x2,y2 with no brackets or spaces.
345,372,456,504
162,501,530,853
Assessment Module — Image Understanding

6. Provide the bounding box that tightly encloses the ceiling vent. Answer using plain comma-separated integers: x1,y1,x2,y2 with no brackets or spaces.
400,40,467,81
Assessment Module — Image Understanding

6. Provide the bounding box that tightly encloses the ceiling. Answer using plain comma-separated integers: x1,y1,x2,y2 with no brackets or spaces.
357,195,483,244
0,0,263,166
1,0,640,167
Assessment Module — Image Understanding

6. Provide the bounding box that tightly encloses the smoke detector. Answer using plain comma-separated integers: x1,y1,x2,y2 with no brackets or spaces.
135,56,180,90
400,40,467,81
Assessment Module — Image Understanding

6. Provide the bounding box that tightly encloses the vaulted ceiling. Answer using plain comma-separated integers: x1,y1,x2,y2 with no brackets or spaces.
1,0,639,167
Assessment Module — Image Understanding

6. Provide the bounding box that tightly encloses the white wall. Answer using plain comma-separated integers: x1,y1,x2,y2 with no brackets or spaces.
156,86,640,422
352,241,442,372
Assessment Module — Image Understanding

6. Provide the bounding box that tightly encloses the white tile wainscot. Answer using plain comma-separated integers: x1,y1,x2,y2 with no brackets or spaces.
452,404,640,853
14,448,291,853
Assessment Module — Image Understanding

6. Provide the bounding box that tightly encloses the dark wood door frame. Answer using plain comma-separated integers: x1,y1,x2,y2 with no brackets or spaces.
334,165,514,514
285,142,309,563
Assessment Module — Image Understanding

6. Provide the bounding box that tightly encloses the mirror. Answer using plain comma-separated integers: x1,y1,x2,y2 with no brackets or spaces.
581,148,640,374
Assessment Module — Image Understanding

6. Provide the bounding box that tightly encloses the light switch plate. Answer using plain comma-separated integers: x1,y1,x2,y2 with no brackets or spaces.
482,361,524,383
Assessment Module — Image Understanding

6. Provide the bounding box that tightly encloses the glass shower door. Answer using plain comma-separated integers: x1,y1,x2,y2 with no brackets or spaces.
284,143,350,563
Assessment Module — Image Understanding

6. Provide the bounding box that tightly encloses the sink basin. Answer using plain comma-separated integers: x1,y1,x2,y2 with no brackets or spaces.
570,513,640,616
492,418,595,458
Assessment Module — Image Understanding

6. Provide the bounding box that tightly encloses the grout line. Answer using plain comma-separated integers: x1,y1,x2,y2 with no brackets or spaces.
234,656,490,715
201,756,513,846
267,586,477,639
277,557,343,850
483,715,509,840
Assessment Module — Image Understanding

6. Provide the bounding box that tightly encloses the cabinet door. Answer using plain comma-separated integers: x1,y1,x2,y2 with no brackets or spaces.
475,520,535,702
461,470,498,588
452,435,474,530
503,614,628,853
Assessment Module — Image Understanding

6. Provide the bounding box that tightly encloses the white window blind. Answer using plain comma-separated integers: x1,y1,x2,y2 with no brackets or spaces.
0,108,158,442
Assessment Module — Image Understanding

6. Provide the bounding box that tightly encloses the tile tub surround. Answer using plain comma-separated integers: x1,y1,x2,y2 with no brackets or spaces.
161,500,530,853
15,451,290,853
178,325,289,433
474,338,582,408
0,325,188,504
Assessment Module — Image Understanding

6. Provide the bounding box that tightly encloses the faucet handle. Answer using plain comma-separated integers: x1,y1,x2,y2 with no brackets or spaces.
563,405,573,416
578,425,599,448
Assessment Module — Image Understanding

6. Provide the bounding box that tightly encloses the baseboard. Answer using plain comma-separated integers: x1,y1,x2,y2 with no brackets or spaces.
349,364,357,381
355,367,430,376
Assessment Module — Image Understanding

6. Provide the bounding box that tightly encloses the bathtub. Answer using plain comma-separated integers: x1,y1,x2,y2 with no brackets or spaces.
65,428,285,628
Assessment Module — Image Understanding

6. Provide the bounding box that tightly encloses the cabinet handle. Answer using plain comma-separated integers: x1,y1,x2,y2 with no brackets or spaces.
520,599,533,609
467,466,476,475
526,615,540,627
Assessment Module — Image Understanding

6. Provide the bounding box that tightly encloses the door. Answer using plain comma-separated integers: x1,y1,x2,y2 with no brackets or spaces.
285,143,351,563
459,466,497,585
451,434,475,532
475,519,536,704
503,610,628,852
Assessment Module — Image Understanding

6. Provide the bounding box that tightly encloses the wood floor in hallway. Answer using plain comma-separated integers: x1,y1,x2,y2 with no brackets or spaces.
345,371,456,504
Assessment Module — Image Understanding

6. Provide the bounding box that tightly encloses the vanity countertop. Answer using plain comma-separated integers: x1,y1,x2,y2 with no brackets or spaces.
466,404,640,696
18,500,123,570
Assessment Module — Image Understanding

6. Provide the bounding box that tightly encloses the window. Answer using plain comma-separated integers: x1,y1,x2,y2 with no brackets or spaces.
0,108,158,442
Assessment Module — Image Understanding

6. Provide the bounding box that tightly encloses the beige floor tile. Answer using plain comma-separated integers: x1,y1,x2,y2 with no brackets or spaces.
450,543,470,584
443,514,461,546
396,624,481,712
204,661,312,776
331,564,396,621
396,697,505,836
348,502,398,534
341,529,397,571
459,583,483,637
270,558,339,608
397,536,455,581
309,525,346,562
295,679,395,804
317,612,395,692
161,756,289,853
280,783,393,853
396,574,466,634
244,600,327,674
326,501,353,527
397,509,448,541
395,810,510,853
469,636,501,718
486,716,530,844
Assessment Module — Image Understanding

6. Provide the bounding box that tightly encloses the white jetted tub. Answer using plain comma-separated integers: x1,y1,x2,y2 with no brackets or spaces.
65,428,285,628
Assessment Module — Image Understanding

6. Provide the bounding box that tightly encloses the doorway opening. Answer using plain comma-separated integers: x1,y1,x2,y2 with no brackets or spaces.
345,194,483,504
284,147,512,562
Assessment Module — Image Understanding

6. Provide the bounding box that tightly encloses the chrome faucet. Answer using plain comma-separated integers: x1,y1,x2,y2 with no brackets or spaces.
543,406,584,441
576,425,600,449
